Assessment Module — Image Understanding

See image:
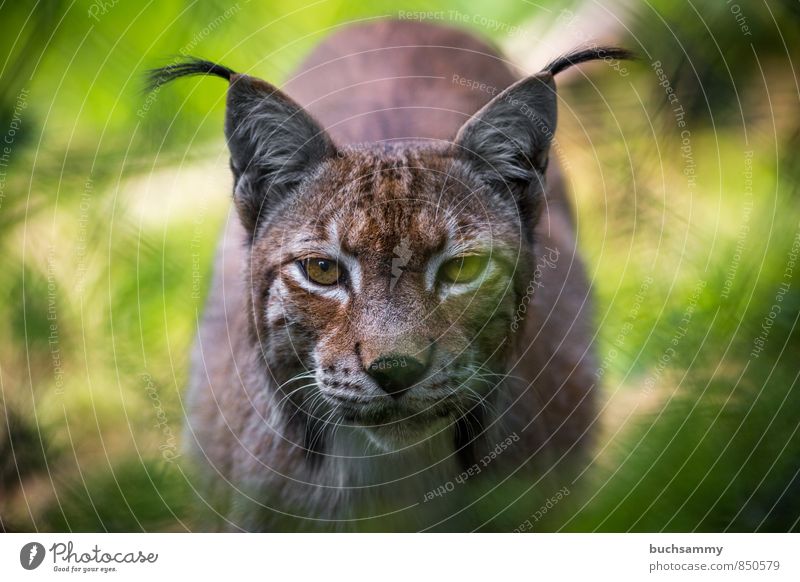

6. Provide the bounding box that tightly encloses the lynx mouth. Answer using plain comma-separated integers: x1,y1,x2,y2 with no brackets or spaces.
333,402,457,451
360,415,455,451
331,397,454,426
311,371,490,446
309,389,460,438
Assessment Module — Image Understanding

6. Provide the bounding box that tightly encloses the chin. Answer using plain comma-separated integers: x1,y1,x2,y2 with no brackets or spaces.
356,412,454,452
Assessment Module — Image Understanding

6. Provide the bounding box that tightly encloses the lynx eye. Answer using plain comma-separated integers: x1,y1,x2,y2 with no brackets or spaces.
438,255,489,284
299,258,342,286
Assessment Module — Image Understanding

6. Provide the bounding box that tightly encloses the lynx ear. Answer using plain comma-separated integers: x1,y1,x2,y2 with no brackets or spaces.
455,46,635,211
454,72,556,201
225,75,335,234
146,57,335,236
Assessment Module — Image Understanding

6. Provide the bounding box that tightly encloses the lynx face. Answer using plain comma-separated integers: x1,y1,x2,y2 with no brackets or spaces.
249,145,535,446
148,51,624,451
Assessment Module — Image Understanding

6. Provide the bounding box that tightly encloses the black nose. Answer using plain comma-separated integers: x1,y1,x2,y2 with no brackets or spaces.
366,354,428,398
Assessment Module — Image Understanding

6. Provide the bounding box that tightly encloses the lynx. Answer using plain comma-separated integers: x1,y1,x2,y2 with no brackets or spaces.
149,20,631,531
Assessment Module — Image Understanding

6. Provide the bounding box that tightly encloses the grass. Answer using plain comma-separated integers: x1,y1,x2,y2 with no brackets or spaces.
1,0,798,532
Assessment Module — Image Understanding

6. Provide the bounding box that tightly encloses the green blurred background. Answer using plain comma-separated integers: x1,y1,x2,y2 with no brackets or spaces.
1,0,799,532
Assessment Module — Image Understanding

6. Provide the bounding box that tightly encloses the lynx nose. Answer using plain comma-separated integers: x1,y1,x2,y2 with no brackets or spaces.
366,354,427,398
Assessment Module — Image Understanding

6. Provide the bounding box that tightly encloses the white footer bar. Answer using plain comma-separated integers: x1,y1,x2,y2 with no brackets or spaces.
1,533,796,581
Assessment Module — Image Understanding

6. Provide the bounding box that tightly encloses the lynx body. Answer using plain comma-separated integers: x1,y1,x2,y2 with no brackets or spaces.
152,20,630,531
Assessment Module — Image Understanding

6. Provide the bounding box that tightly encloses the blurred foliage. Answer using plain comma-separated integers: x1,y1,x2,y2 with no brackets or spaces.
628,0,799,124
0,0,798,531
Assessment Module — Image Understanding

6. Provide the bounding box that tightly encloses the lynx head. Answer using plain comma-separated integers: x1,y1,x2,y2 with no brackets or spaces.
149,47,631,455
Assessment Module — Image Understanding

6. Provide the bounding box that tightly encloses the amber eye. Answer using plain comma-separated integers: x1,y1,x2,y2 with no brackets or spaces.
438,255,489,284
300,258,342,286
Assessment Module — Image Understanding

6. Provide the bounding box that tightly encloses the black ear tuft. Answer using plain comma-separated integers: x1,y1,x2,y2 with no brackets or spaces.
144,55,335,238
145,56,236,93
545,46,635,76
454,45,634,219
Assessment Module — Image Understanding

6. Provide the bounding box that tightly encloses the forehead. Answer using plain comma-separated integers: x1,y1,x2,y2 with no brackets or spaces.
294,147,512,257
